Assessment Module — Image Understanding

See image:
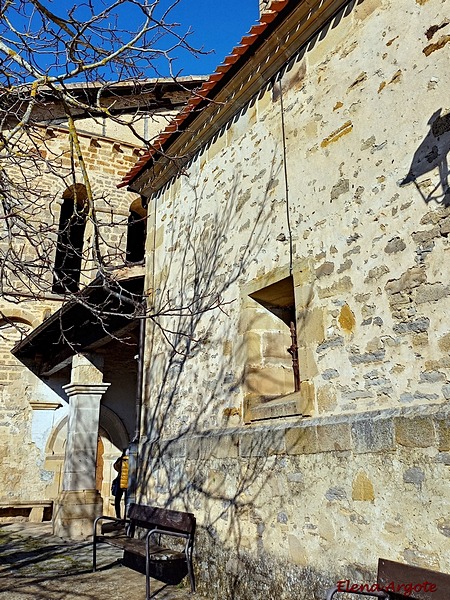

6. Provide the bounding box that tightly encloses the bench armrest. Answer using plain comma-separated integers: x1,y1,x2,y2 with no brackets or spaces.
93,515,129,537
326,586,390,600
145,527,191,556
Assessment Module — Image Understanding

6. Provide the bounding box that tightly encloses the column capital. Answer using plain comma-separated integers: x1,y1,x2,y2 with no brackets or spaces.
62,382,110,398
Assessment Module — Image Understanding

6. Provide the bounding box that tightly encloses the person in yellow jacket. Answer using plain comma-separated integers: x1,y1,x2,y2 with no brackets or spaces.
112,448,129,519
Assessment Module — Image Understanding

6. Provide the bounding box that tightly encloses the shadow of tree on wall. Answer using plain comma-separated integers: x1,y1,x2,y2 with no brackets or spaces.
128,152,338,600
400,108,450,206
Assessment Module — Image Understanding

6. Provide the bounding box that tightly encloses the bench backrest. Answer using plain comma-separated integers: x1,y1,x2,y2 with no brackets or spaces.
377,559,450,600
127,503,196,537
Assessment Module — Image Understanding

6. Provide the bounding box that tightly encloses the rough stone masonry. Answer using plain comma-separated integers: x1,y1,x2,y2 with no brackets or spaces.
133,0,450,598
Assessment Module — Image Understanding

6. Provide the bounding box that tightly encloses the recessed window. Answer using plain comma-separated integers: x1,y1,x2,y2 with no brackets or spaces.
126,198,147,264
52,184,87,294
243,274,302,421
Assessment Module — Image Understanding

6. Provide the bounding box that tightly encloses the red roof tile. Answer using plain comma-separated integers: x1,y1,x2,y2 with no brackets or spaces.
223,54,240,65
260,10,278,24
249,23,269,35
240,34,258,45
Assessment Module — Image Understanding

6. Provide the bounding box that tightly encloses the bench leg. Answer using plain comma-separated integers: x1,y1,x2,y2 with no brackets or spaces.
187,556,195,593
93,538,97,573
145,549,150,600
29,506,45,523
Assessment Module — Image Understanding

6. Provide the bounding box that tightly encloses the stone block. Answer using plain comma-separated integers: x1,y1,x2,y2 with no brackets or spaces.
299,380,315,415
244,331,263,364
298,307,326,345
317,423,351,453
263,331,293,363
70,354,104,384
239,428,286,458
294,283,315,308
246,366,294,397
317,384,337,414
395,417,436,448
435,418,450,451
315,261,335,278
437,518,450,538
403,467,425,488
29,506,45,523
325,487,347,501
385,267,427,295
248,394,298,421
210,433,239,459
241,308,283,333
205,470,227,495
384,236,406,254
154,225,164,249
53,490,102,539
338,304,356,334
354,0,382,22
438,332,450,352
288,534,308,566
415,283,450,304
163,437,186,459
411,226,441,245
318,276,353,299
285,425,318,455
440,215,450,235
351,418,395,454
186,436,218,461
297,347,318,379
352,471,375,501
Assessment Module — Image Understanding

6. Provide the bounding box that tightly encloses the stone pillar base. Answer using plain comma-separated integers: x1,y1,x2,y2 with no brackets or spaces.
53,490,103,539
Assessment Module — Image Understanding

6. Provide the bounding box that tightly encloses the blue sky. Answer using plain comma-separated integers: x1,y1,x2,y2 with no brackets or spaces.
168,1,259,76
1,0,259,83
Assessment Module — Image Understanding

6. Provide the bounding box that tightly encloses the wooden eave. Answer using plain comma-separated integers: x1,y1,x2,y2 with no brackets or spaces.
128,0,351,197
11,272,144,376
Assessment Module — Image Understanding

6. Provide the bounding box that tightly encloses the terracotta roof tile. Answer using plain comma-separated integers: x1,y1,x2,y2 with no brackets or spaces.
249,23,269,35
231,45,248,56
208,73,225,82
260,10,278,24
268,0,290,10
215,66,231,75
224,54,240,65
240,33,258,46
119,0,290,189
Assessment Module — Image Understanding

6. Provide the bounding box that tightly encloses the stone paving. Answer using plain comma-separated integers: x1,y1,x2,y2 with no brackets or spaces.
0,522,203,600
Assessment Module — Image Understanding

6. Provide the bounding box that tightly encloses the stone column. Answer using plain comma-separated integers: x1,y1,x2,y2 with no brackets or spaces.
53,354,110,539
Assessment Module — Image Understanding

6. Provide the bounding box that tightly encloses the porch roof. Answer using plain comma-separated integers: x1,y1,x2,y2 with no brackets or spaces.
11,273,144,377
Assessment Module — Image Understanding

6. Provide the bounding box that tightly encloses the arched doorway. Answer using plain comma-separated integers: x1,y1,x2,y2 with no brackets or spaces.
45,405,129,516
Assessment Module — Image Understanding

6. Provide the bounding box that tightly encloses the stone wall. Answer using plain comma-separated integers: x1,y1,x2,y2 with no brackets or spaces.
140,0,450,597
0,121,141,507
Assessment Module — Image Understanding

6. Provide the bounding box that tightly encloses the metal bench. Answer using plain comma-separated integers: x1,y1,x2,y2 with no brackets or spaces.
93,503,196,599
326,558,450,600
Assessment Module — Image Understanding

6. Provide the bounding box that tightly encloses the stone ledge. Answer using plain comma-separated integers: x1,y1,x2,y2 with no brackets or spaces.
155,404,449,461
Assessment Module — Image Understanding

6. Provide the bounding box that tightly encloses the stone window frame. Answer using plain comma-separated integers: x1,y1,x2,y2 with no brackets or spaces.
241,261,320,423
126,197,147,264
53,183,88,294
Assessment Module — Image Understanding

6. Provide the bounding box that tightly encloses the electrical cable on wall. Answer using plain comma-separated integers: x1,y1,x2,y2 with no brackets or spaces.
277,79,294,275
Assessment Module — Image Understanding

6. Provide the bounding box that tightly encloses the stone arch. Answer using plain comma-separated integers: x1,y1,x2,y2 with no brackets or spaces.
0,311,37,349
0,309,40,329
45,406,129,515
126,197,147,263
53,183,88,294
